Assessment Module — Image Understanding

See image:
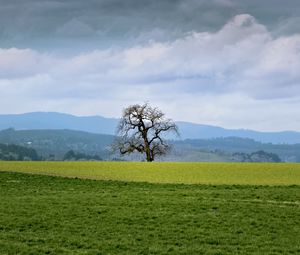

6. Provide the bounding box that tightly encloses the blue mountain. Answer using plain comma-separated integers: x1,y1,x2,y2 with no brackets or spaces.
0,112,118,135
0,112,300,144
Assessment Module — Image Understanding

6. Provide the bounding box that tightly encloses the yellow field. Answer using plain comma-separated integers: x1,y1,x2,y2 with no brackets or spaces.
0,161,300,185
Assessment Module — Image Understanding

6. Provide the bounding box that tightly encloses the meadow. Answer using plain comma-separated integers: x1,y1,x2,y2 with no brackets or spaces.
0,161,300,185
0,162,300,254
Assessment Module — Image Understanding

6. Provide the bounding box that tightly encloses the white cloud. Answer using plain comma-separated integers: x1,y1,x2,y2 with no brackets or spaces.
1,14,300,131
0,48,59,78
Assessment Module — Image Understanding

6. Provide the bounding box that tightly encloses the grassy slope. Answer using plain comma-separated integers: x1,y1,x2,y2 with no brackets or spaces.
0,161,300,185
0,172,299,255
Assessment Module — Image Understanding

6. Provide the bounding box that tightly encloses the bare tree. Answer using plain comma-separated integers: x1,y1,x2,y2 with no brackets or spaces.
113,103,179,162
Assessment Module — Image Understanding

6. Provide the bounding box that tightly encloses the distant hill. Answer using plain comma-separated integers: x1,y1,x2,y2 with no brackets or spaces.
177,122,300,144
0,128,298,162
0,128,114,160
173,137,300,162
1,112,300,144
0,112,118,135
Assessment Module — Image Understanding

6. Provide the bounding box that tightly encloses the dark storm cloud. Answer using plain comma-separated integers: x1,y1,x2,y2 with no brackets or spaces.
1,0,300,49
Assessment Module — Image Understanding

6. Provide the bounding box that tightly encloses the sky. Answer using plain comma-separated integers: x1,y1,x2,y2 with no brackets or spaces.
1,0,300,131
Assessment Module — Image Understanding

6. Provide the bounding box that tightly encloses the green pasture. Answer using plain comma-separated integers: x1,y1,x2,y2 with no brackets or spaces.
0,161,300,185
0,172,299,255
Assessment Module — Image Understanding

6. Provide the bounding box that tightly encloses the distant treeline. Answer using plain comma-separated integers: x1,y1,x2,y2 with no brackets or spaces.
0,143,104,161
0,143,40,161
63,150,102,161
232,150,281,162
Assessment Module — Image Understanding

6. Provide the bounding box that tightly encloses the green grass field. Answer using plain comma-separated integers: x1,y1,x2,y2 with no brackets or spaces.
0,162,300,254
0,161,300,185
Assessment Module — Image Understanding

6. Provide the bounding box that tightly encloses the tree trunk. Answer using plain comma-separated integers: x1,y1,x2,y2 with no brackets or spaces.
142,130,153,162
145,143,153,162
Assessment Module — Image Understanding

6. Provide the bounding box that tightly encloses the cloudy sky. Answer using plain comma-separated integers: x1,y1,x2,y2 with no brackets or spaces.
1,0,300,131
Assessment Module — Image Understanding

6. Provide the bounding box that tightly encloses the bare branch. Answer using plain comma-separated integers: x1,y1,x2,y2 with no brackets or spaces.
113,103,179,162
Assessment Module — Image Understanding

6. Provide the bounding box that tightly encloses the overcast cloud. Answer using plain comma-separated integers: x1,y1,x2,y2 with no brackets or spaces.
0,1,300,131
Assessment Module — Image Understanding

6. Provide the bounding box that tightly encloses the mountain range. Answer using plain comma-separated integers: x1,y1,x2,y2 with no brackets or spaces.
1,112,300,144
